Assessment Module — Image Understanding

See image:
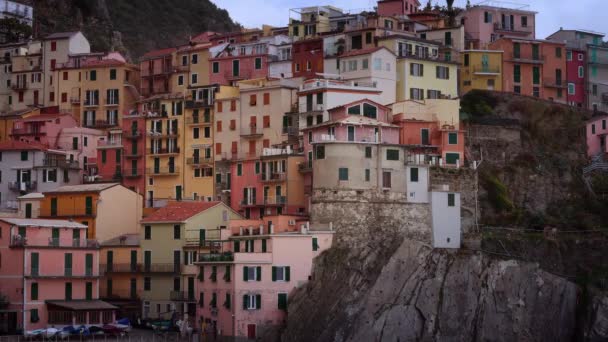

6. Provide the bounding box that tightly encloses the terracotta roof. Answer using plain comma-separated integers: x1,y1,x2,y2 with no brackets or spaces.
45,300,117,311
0,140,47,151
101,234,140,247
45,183,119,194
81,58,125,68
329,47,394,59
17,192,44,200
141,47,177,59
141,201,222,223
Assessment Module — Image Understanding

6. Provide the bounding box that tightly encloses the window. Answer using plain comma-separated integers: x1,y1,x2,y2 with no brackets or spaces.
144,277,151,291
436,66,449,79
31,282,38,300
263,93,270,105
90,70,96,81
410,63,423,76
578,53,584,61
243,294,261,310
410,88,424,100
338,168,349,181
514,86,521,94
410,168,419,182
178,75,184,86
567,51,572,61
110,69,117,80
237,163,242,176
445,153,460,164
255,57,262,70
578,66,584,78
464,54,469,67
365,146,372,158
272,266,291,282
366,31,373,44
382,171,392,188
278,293,288,311
484,11,492,23
144,226,151,240
568,83,575,95
191,73,198,84
514,65,521,83
31,309,39,323
521,16,528,27
592,124,596,134
20,151,28,161
212,62,219,74
362,59,369,70
51,41,57,51
533,66,540,85
427,90,441,99
315,145,325,159
386,149,399,161
192,54,198,64
362,103,377,119
448,132,458,145
365,169,370,181
448,193,455,207
173,225,180,239
533,86,540,97
243,266,261,281
347,105,361,115
65,282,72,300
306,61,311,71
555,47,561,58
250,94,257,106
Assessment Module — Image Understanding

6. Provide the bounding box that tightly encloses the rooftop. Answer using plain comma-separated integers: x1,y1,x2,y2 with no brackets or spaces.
43,31,81,40
141,47,177,60
141,201,223,223
0,218,87,229
17,192,44,199
0,140,47,151
45,183,119,194
46,300,117,311
101,234,140,247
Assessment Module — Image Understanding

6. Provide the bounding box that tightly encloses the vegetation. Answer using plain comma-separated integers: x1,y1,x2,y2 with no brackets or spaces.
0,18,33,43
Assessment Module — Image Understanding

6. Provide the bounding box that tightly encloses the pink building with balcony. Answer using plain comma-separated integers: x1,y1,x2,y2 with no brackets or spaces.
10,112,78,146
587,114,608,158
196,216,333,340
0,218,115,334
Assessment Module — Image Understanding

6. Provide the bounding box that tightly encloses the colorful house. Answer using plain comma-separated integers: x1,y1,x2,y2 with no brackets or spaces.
291,38,323,79
9,112,78,146
139,201,241,320
392,99,465,165
586,114,608,157
460,50,503,93
457,4,536,49
10,41,43,110
121,111,146,194
196,216,333,339
39,183,143,241
489,37,567,102
377,0,420,17
99,233,142,322
213,85,241,205
0,107,40,142
0,217,114,333
288,6,344,40
55,127,105,178
139,47,177,98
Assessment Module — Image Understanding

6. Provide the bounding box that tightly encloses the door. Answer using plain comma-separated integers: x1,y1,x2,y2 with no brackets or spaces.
50,198,58,216
421,129,430,145
72,229,80,246
130,278,137,299
347,126,355,141
187,277,195,300
131,159,137,175
85,254,93,276
25,203,32,218
52,228,59,246
31,253,39,276
107,251,113,272
130,250,137,271
176,186,182,201
247,324,256,339
85,196,93,215
232,60,240,76
306,94,313,111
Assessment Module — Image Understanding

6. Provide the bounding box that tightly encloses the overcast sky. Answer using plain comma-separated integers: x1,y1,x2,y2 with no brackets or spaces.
211,0,608,39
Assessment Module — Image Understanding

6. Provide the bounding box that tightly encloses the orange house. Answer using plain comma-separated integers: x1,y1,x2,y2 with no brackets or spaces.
39,183,143,241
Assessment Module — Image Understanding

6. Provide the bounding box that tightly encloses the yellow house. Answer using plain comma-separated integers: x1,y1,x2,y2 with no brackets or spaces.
460,50,503,94
80,58,140,130
173,44,212,93
143,95,186,207
39,183,143,241
139,201,241,319
100,233,142,321
0,107,39,142
378,35,459,101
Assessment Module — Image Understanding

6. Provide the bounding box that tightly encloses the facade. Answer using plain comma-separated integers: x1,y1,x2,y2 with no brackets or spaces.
139,48,176,98
418,25,466,63
457,4,536,49
461,50,503,93
121,111,146,193
586,114,608,157
10,41,43,111
38,183,143,241
392,99,465,165
0,140,81,212
196,216,333,339
10,112,78,146
288,6,344,41
377,0,420,17
139,201,241,320
213,86,241,204
292,38,323,79
55,127,104,179
490,37,567,102
0,218,112,333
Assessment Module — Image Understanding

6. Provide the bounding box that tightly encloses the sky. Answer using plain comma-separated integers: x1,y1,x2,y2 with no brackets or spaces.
211,0,608,39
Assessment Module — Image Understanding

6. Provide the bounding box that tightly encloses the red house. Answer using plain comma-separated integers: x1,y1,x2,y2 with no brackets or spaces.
566,48,586,107
121,111,146,194
292,38,324,79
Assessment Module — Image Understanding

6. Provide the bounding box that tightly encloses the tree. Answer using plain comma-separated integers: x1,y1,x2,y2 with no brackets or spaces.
466,0,472,9
0,18,32,43
425,0,432,11
446,0,456,27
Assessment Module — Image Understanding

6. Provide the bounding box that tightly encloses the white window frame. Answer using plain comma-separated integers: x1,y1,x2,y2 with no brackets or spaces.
568,83,575,95
275,266,288,281
246,266,257,282
246,294,258,309
578,66,584,78
411,63,423,77
578,53,584,61
192,53,198,64
191,73,198,85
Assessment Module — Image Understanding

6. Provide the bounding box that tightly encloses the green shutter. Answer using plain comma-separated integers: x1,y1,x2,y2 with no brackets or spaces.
272,266,277,281
225,293,231,309
64,253,72,276
50,198,57,216
199,292,204,307
514,65,521,83
256,266,261,281
312,237,318,251
31,253,38,276
243,295,249,310
130,250,137,271
85,196,93,215
286,266,291,281
199,230,206,245
256,294,261,309
86,282,92,300
445,153,460,165
410,168,419,182
85,254,93,276
262,239,267,252
65,282,72,300
421,129,430,145
243,266,248,281
533,67,540,84
234,240,240,252
448,193,455,207
448,132,458,145
31,283,38,300
278,293,287,311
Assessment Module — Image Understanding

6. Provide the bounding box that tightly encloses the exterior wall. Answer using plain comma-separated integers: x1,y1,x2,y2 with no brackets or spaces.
184,98,215,202
396,58,459,101
418,26,466,62
55,127,104,177
140,53,174,98
39,192,100,238
209,55,269,86
121,114,146,193
11,44,43,111
174,47,211,93
587,115,608,157
292,39,323,79
458,6,536,49
461,50,503,93
392,99,461,129
405,165,429,203
587,45,608,112
431,191,461,248
213,86,240,201
97,185,142,242
377,0,420,16
99,245,142,302
566,49,586,107
10,114,78,146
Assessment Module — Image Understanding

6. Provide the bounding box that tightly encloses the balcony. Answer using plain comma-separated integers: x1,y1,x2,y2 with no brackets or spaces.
8,181,37,192
105,98,120,107
97,140,123,148
124,151,143,158
224,70,251,81
141,263,180,274
170,291,197,302
25,269,99,278
147,166,180,176
543,78,567,89
260,173,286,183
198,252,234,263
123,169,144,178
240,126,264,139
298,161,312,173
240,199,259,207
149,147,180,155
473,66,500,75
187,157,213,166
147,130,179,138
185,116,212,125
39,207,96,218
100,263,142,274
185,100,213,109
10,235,99,249
601,92,608,105
40,159,80,169
264,196,286,206
83,100,99,107
70,97,81,104
10,128,46,136
123,129,143,139
509,53,545,64
101,288,139,301
83,172,122,183
11,82,27,90
493,22,534,35
218,152,238,162
83,120,119,129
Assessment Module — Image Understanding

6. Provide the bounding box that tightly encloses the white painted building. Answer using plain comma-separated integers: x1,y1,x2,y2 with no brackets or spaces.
431,190,461,249
406,164,429,203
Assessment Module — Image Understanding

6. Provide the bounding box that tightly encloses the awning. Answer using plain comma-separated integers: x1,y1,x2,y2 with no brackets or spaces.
45,300,118,311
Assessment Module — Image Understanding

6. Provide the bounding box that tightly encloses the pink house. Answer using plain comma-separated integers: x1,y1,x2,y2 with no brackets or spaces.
10,113,78,146
196,216,333,339
0,218,115,334
587,114,608,157
377,0,420,16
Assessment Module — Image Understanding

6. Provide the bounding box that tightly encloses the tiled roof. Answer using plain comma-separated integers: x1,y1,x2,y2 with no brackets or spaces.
101,234,140,247
44,31,80,40
141,47,177,59
141,201,222,223
0,140,47,151
45,183,119,194
81,58,125,68
17,192,44,199
0,218,87,229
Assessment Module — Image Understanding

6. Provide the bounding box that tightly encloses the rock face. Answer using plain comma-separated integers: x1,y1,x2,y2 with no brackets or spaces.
283,239,579,342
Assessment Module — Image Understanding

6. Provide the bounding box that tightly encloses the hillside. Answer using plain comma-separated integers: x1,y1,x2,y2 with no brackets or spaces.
31,0,240,60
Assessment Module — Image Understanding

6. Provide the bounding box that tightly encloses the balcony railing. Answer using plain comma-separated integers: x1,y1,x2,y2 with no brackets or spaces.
170,291,197,302
100,263,142,274
123,169,144,178
40,159,80,169
187,157,213,166
83,120,119,128
264,196,286,205
10,128,45,136
105,98,119,106
8,181,37,192
185,100,212,109
198,252,234,262
97,140,122,148
70,97,81,104
141,263,180,274
147,167,180,175
83,100,99,107
11,82,27,90
123,130,142,139
26,269,99,278
149,147,181,155
240,198,258,207
493,22,533,34
543,78,567,88
101,288,139,300
46,238,98,248
510,53,545,63
240,126,264,138
473,66,500,74
260,173,286,183
147,130,179,138
298,161,312,173
39,207,97,218
185,116,212,125
224,70,251,81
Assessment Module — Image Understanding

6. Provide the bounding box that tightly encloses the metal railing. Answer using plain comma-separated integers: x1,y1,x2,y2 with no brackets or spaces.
100,263,142,274
83,120,119,128
264,196,286,205
185,116,212,125
123,129,142,139
149,147,181,155
510,53,545,63
543,78,567,88
473,66,500,74
260,173,286,182
240,126,263,138
186,157,213,166
8,181,37,192
170,291,196,302
40,159,80,169
147,167,180,175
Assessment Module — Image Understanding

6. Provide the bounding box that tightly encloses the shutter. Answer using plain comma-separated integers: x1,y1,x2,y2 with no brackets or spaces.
31,283,38,300
200,292,204,307
272,266,277,281
256,266,262,281
243,266,248,281
199,230,206,245
243,295,249,310
256,294,261,309
286,266,291,281
262,239,267,253
312,237,318,251
234,240,240,252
